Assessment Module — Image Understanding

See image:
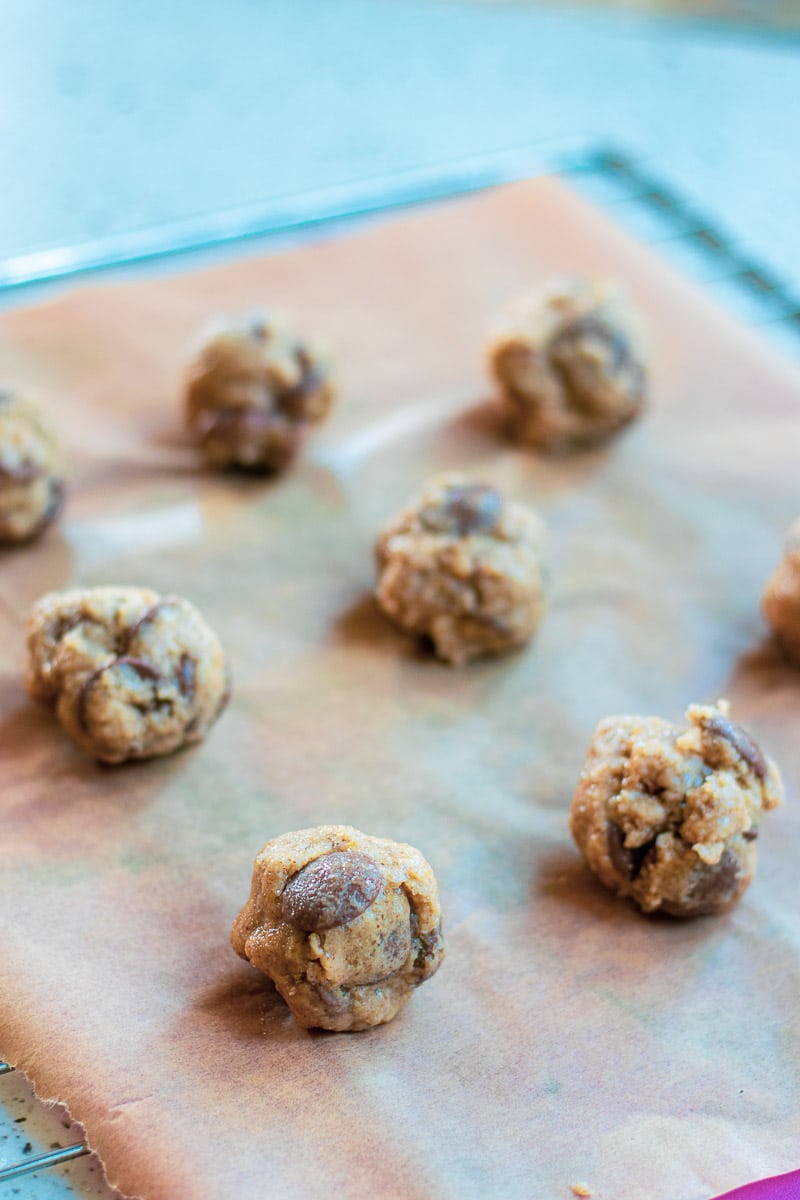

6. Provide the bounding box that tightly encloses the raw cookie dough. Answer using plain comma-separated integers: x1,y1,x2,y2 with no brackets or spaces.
184,312,335,471
374,474,547,665
0,390,64,543
488,278,647,453
762,518,800,665
569,702,782,917
25,586,231,764
231,824,445,1032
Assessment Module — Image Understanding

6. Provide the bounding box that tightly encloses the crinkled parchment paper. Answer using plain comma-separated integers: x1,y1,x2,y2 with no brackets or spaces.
1,179,799,1200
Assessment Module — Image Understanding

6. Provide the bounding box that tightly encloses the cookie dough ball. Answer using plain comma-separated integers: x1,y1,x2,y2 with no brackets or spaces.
375,475,547,665
488,278,647,453
762,518,800,665
0,390,64,543
569,702,782,917
25,586,231,764
184,312,335,472
231,825,445,1032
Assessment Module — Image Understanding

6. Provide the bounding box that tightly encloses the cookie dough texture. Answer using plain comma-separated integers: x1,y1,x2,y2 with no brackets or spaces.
231,825,445,1031
0,390,64,543
184,312,335,471
762,518,800,665
25,586,230,764
488,278,647,453
569,702,782,917
375,475,547,665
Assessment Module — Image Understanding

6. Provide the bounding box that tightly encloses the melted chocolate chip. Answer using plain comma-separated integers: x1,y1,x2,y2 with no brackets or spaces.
549,316,633,374
742,828,759,842
275,346,324,419
704,714,767,780
378,922,413,974
412,916,443,974
281,851,384,932
51,610,85,643
665,849,743,917
175,653,196,700
421,482,503,538
606,822,634,879
77,655,161,731
443,483,503,537
606,823,655,882
115,656,161,682
76,665,110,731
121,600,173,651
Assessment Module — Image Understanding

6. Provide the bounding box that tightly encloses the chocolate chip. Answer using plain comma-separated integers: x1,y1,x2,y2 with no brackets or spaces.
175,653,196,700
704,714,767,780
281,851,384,932
121,599,179,650
77,655,162,730
77,665,106,730
606,823,655,883
51,610,85,643
420,481,503,538
378,922,413,974
550,316,633,374
444,483,503,537
116,655,161,680
606,822,635,879
742,828,759,842
413,920,444,971
665,849,743,917
275,346,325,419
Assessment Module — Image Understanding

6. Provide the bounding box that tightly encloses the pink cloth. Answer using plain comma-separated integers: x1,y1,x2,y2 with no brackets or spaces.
715,1171,800,1199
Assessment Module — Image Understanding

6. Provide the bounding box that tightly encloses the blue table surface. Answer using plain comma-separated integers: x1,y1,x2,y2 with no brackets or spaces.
0,0,798,290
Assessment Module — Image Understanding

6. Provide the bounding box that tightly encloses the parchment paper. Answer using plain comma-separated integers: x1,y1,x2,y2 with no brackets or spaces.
1,178,799,1200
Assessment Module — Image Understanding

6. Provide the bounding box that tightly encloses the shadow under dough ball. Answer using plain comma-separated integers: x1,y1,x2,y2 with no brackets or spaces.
231,825,445,1031
487,277,647,453
762,517,800,665
374,474,547,665
184,312,335,472
0,390,64,543
569,702,782,917
25,586,231,764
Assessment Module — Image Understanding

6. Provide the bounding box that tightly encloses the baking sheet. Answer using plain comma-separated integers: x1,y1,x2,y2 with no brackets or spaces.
1,177,799,1200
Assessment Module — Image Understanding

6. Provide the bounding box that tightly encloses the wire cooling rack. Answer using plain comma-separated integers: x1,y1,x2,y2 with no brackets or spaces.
2,140,799,1199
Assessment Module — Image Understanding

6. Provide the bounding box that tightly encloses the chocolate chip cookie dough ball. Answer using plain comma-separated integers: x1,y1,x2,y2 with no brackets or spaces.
488,278,647,453
0,390,64,543
231,825,445,1032
25,586,231,764
569,702,782,917
184,312,335,472
375,475,547,665
762,518,800,665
